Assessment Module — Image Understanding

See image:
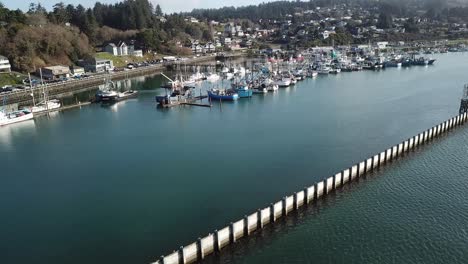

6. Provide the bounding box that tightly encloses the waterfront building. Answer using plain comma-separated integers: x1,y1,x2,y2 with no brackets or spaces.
0,55,11,73
40,65,70,80
84,58,114,73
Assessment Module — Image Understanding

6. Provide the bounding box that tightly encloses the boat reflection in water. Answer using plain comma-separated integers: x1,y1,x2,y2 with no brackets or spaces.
0,118,36,151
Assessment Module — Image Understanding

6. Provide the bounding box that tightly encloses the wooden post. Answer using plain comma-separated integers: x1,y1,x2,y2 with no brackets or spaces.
270,203,275,222
213,230,220,252
197,237,203,260
244,215,249,236
282,197,287,216
178,246,184,264
304,187,309,205
229,222,235,243
257,209,263,229
293,192,298,210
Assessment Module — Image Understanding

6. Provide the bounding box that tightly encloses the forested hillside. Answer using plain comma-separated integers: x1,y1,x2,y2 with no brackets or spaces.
0,0,213,72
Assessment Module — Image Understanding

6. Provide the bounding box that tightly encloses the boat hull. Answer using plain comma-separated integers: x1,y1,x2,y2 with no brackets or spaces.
0,112,34,126
208,91,239,101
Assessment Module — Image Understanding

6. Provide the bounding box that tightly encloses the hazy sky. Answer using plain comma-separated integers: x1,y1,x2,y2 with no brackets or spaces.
2,0,275,13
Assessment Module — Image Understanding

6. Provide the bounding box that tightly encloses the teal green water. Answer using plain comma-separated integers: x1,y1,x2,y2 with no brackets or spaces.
215,125,468,264
0,53,467,264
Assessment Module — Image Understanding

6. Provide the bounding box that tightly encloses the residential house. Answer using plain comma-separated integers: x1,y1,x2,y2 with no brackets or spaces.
105,42,128,56
0,55,11,73
132,50,144,57
117,41,128,56
221,37,232,46
192,44,204,54
127,45,143,57
40,66,70,80
204,43,216,53
104,43,118,56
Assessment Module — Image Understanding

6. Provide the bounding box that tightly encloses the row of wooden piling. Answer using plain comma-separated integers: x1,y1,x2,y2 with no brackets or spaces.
153,112,468,264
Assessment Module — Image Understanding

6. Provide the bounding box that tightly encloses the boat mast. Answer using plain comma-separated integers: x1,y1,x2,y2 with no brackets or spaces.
39,68,49,113
28,73,36,107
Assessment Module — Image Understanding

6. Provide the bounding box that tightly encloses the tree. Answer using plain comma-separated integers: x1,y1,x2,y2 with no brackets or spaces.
377,12,392,29
52,2,69,24
155,4,163,16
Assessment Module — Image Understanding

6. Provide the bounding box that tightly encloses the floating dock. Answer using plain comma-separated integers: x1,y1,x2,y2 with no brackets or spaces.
33,102,92,117
158,96,210,108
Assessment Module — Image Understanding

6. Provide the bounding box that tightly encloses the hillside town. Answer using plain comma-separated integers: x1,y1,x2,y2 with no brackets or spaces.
1,0,468,90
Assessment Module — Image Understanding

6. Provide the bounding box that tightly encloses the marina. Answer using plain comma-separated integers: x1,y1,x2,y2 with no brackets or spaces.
0,52,467,264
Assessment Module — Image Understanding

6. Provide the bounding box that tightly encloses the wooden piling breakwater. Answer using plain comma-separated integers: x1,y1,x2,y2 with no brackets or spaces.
152,111,468,264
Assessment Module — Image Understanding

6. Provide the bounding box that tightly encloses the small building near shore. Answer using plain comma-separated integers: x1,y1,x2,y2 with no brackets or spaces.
83,58,114,73
0,55,11,73
70,66,85,77
40,65,70,80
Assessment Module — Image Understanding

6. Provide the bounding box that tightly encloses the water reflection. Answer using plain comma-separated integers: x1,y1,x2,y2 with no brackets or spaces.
0,119,37,151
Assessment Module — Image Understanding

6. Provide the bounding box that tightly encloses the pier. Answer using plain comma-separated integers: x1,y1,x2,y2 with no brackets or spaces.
152,111,468,264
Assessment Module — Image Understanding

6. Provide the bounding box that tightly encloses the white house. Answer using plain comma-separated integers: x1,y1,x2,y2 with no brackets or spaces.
204,43,216,53
104,42,128,56
117,41,128,56
0,55,11,73
132,50,143,57
104,43,118,56
376,41,389,49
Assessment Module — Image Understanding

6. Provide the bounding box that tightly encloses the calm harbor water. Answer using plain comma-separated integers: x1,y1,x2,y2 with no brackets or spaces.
0,53,467,264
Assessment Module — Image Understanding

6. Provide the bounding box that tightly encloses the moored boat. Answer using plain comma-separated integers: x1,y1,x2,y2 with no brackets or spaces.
274,78,291,87
32,99,61,113
0,109,34,126
208,89,239,101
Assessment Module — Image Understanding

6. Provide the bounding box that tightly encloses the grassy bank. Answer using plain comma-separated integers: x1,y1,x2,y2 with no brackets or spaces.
95,52,158,68
0,72,25,87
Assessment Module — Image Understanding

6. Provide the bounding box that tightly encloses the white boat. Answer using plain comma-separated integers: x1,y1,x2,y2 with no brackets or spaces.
0,109,34,126
274,78,291,87
224,72,234,80
267,84,279,92
318,65,331,74
307,71,318,78
32,99,61,113
253,87,268,94
187,72,204,83
221,67,229,73
205,73,220,82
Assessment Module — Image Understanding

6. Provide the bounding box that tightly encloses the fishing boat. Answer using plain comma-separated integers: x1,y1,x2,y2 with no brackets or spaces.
233,84,253,98
98,90,119,102
274,78,291,88
32,99,61,113
115,90,139,101
207,89,239,101
307,70,318,78
0,109,34,126
318,65,331,74
267,84,279,92
411,57,429,66
155,89,193,107
330,65,341,74
383,60,402,68
205,73,220,82
96,79,117,102
252,87,268,94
